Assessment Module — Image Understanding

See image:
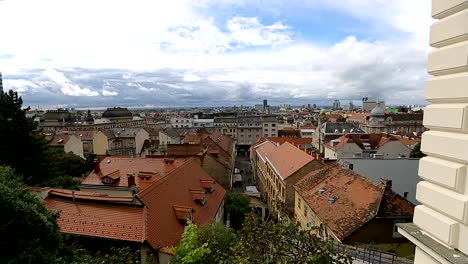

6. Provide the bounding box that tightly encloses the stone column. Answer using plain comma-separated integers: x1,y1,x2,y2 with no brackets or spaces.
398,1,468,263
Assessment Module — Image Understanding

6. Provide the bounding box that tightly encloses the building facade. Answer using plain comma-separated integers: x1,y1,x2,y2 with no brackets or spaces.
398,2,468,263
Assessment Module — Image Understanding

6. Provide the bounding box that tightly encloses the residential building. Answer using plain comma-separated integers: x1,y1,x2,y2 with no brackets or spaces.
192,119,214,128
214,117,237,139
42,158,225,264
46,134,84,158
39,109,74,132
294,164,414,254
80,156,189,196
398,2,468,263
360,104,425,134
107,128,149,156
170,117,193,128
313,122,366,152
237,115,279,146
300,125,317,138
324,134,416,160
339,158,419,204
159,129,184,146
252,141,322,213
64,130,109,156
166,143,234,190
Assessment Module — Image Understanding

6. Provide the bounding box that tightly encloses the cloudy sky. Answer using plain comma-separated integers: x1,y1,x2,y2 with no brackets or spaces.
0,0,432,108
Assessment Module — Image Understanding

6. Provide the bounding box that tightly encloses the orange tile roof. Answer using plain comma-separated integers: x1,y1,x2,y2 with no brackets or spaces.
267,137,312,146
81,157,188,190
294,164,414,241
347,113,370,121
46,197,146,242
256,141,314,179
324,134,415,151
139,158,226,249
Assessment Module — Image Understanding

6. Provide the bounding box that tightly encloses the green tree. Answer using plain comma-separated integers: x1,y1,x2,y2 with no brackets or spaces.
171,221,211,264
231,213,351,264
0,166,64,263
225,192,250,230
198,223,237,263
0,90,49,182
410,142,426,158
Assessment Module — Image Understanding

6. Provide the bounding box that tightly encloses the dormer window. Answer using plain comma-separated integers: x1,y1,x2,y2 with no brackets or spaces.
200,179,215,193
190,189,206,205
102,177,113,184
173,206,194,224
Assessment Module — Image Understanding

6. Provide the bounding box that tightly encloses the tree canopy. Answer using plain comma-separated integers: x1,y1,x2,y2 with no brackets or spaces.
0,90,50,182
410,142,426,158
171,213,352,264
225,192,250,230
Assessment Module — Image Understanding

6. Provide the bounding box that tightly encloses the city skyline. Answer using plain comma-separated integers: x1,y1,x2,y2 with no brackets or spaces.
0,0,432,108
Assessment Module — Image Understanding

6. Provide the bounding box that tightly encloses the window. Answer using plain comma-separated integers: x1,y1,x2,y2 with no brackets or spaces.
264,129,268,132
304,207,308,217
298,198,301,209
264,134,268,137
240,129,244,132
272,124,276,127
264,124,268,127
404,192,409,198
272,129,276,132
176,120,179,123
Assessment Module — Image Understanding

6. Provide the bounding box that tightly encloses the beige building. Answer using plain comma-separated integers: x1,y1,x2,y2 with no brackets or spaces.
237,115,279,145
214,117,237,139
47,134,84,158
398,1,468,263
107,128,149,156
252,141,322,213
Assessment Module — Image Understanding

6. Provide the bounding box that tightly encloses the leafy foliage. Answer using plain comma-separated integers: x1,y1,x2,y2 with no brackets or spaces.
172,213,352,264
0,166,64,263
0,90,49,182
409,142,426,158
198,223,237,263
171,221,211,264
225,192,250,230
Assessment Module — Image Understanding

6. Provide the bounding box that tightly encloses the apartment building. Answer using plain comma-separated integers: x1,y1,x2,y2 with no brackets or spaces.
294,164,414,253
46,134,84,158
398,1,468,264
170,117,193,128
252,141,322,213
237,115,279,145
214,117,237,139
107,128,149,156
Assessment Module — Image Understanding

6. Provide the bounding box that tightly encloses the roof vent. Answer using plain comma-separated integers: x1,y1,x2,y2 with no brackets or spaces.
173,206,194,223
328,196,339,204
58,139,64,143
318,187,327,194
190,189,206,205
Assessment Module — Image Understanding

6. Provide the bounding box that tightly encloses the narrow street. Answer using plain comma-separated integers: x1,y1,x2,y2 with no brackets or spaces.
233,153,254,192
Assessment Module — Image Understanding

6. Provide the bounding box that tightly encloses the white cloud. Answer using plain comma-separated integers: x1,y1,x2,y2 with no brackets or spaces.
102,90,119,96
0,0,432,106
43,69,99,96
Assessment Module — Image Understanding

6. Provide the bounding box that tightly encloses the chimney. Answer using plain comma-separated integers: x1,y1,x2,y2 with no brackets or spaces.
380,178,392,190
128,173,136,187
72,190,75,202
93,158,100,173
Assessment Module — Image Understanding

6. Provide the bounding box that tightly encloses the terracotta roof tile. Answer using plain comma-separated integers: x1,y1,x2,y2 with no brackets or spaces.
139,159,226,249
47,134,72,146
46,197,145,242
294,164,414,241
256,141,314,179
267,137,313,146
81,157,188,190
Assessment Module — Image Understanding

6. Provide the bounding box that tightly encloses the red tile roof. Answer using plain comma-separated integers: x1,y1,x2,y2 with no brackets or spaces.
139,158,226,249
267,137,312,146
81,157,188,190
294,164,414,241
46,197,146,243
324,134,416,151
256,141,315,180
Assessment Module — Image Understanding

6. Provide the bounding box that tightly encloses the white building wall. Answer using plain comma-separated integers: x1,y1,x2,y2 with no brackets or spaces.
399,1,468,263
64,135,84,158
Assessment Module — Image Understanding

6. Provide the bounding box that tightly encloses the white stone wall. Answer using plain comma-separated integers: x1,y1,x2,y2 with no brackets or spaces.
410,1,468,262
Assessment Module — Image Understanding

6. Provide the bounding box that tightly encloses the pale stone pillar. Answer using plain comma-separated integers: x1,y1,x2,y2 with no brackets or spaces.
398,1,468,263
